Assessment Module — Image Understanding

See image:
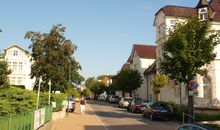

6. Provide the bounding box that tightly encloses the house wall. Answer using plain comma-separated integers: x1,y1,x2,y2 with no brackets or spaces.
154,11,220,107
130,51,155,99
5,46,34,90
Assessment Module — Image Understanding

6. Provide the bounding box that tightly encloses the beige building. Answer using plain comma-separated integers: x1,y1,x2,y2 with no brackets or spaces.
127,44,156,99
153,0,220,107
4,45,34,90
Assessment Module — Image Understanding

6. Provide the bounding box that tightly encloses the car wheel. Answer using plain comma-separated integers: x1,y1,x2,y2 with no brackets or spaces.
149,114,154,121
131,108,135,113
142,112,146,117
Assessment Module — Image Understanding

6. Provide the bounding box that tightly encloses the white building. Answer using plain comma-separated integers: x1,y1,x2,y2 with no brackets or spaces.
127,44,156,99
154,0,220,107
4,45,34,90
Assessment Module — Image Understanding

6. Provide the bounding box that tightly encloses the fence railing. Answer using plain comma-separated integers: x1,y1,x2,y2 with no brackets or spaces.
0,105,52,130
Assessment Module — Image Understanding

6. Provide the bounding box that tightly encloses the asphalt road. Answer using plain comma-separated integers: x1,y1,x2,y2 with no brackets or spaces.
87,100,180,130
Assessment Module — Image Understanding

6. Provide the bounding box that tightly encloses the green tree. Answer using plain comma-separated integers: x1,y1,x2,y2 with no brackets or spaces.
0,54,11,88
89,80,105,96
160,17,220,122
115,69,143,97
151,74,168,101
25,24,83,92
85,77,95,89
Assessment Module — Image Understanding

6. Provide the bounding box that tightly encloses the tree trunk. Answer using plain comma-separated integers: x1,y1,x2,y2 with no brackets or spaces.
187,83,194,123
122,90,125,97
155,93,160,101
129,90,132,97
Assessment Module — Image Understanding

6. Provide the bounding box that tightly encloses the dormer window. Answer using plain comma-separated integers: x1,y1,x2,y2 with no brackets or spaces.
198,7,208,21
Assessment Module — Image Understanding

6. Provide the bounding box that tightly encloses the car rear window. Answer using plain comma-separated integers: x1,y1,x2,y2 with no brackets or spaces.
67,98,74,101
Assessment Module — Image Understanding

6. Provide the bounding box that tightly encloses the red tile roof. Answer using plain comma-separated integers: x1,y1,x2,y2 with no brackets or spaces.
134,44,156,59
121,63,130,70
155,0,220,22
210,0,220,12
127,44,156,62
157,5,197,18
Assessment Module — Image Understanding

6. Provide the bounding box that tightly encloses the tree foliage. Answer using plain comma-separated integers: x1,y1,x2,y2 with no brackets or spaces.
159,17,220,122
25,24,83,92
85,77,95,89
160,18,220,83
0,54,11,88
151,74,168,101
89,80,106,95
115,69,143,96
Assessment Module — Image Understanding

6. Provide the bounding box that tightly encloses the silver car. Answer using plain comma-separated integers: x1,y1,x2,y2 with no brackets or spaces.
118,97,132,108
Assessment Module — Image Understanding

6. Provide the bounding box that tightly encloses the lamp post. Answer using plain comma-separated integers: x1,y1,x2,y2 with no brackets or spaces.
36,77,42,109
67,60,71,115
48,80,51,105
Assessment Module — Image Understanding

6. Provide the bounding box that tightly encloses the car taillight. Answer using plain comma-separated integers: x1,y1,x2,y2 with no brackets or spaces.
134,104,140,108
151,108,157,113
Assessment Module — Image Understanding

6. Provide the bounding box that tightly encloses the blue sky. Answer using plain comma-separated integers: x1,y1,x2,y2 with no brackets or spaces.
0,0,198,79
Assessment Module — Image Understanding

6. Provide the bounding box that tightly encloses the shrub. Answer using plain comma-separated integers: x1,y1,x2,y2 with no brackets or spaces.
0,87,37,116
196,114,220,121
168,102,188,121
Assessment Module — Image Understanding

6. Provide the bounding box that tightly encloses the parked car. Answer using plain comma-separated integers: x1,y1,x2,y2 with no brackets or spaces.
175,123,213,130
65,97,76,112
142,101,172,120
127,98,145,113
118,97,132,108
109,95,120,103
105,95,114,102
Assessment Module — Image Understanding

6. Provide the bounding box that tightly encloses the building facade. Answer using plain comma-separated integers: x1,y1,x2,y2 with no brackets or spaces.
127,44,156,99
154,0,220,107
4,45,34,90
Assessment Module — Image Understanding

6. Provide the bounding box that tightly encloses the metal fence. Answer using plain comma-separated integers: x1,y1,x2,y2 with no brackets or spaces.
0,105,52,130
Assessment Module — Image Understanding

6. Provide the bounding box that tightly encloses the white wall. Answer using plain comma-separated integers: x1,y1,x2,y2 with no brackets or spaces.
5,46,34,90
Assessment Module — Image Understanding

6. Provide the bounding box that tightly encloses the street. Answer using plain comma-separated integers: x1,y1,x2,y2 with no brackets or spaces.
87,100,179,130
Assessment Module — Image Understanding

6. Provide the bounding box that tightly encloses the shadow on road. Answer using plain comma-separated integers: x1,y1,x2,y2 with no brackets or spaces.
87,100,175,124
84,124,177,130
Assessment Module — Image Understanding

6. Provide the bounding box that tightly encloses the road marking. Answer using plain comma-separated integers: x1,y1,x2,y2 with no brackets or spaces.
88,104,109,130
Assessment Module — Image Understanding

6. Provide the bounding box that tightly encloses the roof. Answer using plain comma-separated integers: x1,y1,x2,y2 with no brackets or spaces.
155,5,197,18
127,44,156,62
154,0,220,23
4,44,30,54
210,0,220,12
144,61,156,76
196,0,209,8
121,63,130,70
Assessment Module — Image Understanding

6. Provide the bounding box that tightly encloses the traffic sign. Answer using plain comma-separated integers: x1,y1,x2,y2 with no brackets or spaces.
189,80,199,90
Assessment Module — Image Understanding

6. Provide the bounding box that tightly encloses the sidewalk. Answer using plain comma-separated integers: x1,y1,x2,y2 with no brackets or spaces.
50,102,105,130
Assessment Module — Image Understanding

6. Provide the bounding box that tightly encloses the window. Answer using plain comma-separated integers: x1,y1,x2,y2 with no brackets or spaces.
203,77,211,98
13,50,18,56
12,77,16,84
18,62,23,72
170,20,177,27
12,62,17,71
17,77,22,85
158,22,166,38
198,8,208,21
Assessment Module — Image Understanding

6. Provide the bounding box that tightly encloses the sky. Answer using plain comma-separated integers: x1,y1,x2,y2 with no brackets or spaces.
0,0,198,79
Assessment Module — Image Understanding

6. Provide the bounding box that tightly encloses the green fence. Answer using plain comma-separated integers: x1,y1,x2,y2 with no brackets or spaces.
0,105,52,130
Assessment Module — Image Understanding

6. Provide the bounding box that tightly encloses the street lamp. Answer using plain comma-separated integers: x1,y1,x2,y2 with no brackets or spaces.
67,60,71,115
48,80,51,105
36,77,42,109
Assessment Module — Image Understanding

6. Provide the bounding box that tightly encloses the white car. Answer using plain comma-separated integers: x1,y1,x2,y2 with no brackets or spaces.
65,97,76,112
118,97,132,108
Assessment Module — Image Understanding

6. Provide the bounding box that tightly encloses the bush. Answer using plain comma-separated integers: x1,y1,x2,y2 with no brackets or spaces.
0,87,37,116
168,102,188,121
196,114,220,121
51,93,66,111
